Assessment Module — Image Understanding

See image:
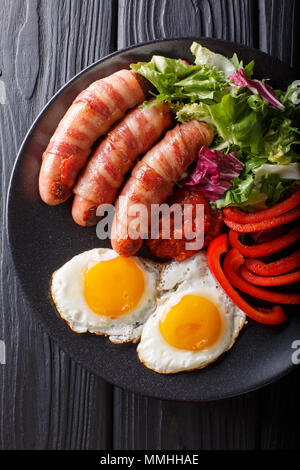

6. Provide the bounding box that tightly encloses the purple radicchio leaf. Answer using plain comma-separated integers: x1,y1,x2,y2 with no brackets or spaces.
180,146,244,201
228,69,285,111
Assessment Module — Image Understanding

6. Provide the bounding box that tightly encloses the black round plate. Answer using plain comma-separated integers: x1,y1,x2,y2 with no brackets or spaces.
7,38,300,401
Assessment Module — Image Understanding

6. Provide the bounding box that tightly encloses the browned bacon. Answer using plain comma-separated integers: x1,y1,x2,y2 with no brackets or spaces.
110,121,214,257
39,70,148,205
72,101,173,226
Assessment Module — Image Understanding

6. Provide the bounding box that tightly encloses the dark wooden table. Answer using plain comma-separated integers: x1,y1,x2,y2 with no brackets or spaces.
1,0,300,450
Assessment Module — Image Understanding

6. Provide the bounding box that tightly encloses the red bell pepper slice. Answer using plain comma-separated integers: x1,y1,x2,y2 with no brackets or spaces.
246,248,300,276
206,234,286,325
224,206,300,232
223,191,300,223
229,226,300,258
240,265,300,286
250,227,285,244
223,248,300,305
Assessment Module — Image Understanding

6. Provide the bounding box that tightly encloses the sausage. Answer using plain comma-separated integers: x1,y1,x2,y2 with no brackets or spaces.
39,69,149,205
110,120,214,256
72,101,173,226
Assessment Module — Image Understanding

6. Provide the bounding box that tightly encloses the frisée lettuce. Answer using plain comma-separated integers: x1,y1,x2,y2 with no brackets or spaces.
131,55,227,105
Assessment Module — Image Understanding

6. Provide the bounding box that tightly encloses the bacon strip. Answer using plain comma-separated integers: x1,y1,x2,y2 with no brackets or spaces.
72,101,173,226
39,70,148,205
111,121,214,256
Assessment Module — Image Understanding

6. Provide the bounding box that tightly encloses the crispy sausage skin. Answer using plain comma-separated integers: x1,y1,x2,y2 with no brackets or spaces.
72,101,173,226
110,121,214,257
39,70,149,205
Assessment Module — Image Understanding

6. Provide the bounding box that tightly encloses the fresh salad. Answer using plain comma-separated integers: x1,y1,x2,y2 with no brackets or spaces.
131,42,300,211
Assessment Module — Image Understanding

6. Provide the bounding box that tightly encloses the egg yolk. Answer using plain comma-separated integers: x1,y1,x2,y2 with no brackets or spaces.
159,294,223,351
84,256,145,317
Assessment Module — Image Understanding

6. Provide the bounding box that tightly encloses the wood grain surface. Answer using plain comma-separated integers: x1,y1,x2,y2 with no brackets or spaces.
0,0,299,450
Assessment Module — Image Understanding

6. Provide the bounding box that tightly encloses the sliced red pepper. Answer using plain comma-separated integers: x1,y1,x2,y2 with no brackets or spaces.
223,191,300,223
229,226,300,258
246,248,300,276
223,248,300,305
250,227,285,244
224,206,300,232
206,234,286,325
240,265,300,286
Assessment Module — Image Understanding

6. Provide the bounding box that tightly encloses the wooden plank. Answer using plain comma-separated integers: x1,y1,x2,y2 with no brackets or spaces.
113,387,261,449
258,0,299,70
117,0,258,48
259,369,300,449
0,0,117,449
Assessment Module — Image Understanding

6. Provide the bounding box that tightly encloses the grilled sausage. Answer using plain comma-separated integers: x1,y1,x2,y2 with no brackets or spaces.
72,101,173,226
39,70,149,205
110,121,214,256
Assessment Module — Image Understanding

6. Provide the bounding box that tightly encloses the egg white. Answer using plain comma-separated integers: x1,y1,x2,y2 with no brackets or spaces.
137,253,246,374
158,252,209,294
51,248,159,343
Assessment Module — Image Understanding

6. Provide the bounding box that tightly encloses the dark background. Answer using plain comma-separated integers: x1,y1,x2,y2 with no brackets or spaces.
0,0,300,450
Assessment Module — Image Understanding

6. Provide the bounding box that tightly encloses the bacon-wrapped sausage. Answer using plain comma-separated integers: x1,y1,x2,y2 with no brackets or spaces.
39,70,149,205
72,101,173,226
111,120,214,256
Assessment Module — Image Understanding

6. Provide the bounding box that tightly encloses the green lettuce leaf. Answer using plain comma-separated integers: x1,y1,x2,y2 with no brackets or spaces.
191,41,235,78
230,53,255,78
215,173,290,209
253,162,300,181
206,93,268,153
279,80,300,106
176,89,300,164
131,55,227,105
176,92,269,153
260,173,291,204
215,173,255,209
215,161,300,209
264,117,300,164
175,102,214,127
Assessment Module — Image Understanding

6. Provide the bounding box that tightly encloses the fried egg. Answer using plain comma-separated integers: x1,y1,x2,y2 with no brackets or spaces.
51,248,159,343
137,253,246,374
